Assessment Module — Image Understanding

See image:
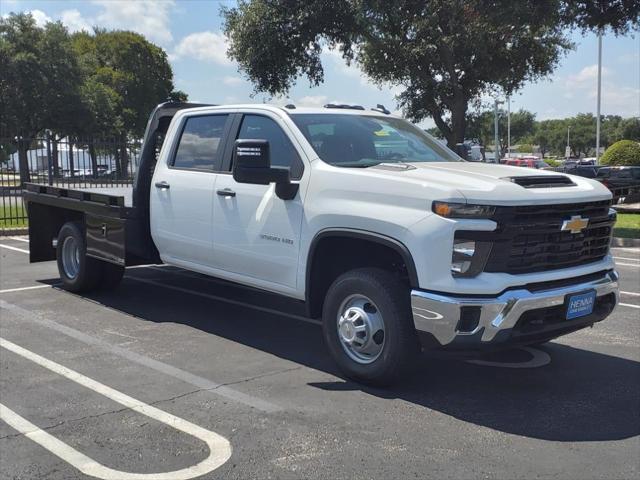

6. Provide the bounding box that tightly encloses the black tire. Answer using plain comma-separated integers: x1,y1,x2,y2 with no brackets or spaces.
322,268,419,387
100,262,125,290
56,222,102,292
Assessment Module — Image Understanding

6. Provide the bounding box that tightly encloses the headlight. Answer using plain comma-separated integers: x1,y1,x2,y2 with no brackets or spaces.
451,237,492,277
433,201,496,219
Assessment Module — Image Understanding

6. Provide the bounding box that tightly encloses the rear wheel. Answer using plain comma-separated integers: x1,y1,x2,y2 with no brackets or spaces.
56,222,103,292
322,268,418,387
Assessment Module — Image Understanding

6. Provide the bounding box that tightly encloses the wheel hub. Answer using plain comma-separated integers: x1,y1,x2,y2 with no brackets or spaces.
61,236,80,280
336,295,385,364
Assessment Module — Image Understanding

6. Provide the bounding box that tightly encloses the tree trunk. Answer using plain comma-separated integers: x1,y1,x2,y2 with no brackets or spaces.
17,140,30,185
119,134,129,180
89,142,98,179
52,135,60,179
448,98,467,150
114,143,122,179
68,140,75,179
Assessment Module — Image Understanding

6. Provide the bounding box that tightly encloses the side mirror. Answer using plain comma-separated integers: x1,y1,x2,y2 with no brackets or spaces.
232,139,298,200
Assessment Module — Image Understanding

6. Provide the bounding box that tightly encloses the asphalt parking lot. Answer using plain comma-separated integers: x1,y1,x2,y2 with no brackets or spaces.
0,236,638,479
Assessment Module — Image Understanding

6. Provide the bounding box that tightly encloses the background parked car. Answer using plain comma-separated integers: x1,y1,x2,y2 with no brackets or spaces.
596,166,640,203
562,165,602,178
504,156,550,169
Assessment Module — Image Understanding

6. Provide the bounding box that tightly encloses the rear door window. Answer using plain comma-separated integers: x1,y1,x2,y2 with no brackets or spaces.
173,115,229,171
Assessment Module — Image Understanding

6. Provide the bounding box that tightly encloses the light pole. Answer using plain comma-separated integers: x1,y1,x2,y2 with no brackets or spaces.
507,95,511,158
596,31,603,164
566,125,571,161
494,99,503,163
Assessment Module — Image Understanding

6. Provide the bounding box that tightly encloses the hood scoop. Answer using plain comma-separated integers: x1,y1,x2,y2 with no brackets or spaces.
504,175,576,188
372,163,416,171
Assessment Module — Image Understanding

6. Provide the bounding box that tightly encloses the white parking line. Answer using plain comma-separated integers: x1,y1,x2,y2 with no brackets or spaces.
620,303,640,309
0,337,231,480
611,247,640,253
0,285,51,294
613,257,639,262
621,291,640,296
616,262,640,267
0,244,29,254
8,236,29,243
0,300,282,413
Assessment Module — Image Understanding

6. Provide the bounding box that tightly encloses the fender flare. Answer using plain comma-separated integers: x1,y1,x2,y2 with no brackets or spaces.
305,228,419,308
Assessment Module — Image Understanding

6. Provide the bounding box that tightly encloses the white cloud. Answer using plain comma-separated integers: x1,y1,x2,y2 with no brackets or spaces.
565,64,611,88
296,95,328,107
28,9,51,27
172,31,231,65
223,76,244,86
60,9,91,33
92,0,174,45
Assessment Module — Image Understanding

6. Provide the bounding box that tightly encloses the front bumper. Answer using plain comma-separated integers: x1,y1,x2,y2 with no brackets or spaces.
411,270,619,351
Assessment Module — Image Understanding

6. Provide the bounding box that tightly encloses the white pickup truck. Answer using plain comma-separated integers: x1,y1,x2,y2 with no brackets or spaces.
24,102,619,385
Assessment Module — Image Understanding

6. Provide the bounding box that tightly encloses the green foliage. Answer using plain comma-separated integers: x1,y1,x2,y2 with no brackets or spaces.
0,13,84,137
72,29,178,138
223,1,573,147
517,144,534,153
600,140,640,166
466,109,536,153
222,1,637,147
1,12,185,140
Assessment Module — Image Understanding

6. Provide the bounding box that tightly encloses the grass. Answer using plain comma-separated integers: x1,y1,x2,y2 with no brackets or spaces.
613,213,640,239
0,203,27,229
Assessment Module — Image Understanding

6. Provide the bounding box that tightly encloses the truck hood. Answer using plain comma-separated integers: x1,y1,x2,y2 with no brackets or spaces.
368,161,612,205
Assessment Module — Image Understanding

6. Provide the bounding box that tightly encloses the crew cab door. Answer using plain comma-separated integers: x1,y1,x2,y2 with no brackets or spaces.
211,113,306,292
150,113,232,266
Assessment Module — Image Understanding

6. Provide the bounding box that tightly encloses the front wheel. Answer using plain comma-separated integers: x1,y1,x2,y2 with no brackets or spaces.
322,268,418,387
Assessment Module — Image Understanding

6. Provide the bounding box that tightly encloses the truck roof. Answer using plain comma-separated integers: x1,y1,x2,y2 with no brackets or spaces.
177,104,400,117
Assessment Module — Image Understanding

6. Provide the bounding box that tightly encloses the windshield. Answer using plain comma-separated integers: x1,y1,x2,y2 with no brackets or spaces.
290,113,460,167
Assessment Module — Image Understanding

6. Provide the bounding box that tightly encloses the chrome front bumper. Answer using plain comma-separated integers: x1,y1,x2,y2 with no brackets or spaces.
411,270,619,348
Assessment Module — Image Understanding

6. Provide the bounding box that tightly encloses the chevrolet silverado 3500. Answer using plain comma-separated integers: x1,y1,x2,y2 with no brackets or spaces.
24,102,619,385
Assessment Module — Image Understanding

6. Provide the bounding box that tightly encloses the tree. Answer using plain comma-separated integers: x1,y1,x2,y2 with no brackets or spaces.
222,1,638,148
72,29,183,176
600,140,640,166
616,117,640,142
531,119,568,157
465,109,535,153
0,13,85,183
223,1,574,148
567,113,597,157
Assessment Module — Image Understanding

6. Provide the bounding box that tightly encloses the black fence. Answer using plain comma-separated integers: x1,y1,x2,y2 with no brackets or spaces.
1,134,142,228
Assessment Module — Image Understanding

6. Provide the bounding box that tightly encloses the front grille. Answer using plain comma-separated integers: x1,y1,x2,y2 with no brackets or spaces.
459,200,614,274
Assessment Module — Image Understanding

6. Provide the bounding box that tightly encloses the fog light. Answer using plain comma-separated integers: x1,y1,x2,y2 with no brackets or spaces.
452,240,475,275
451,237,492,277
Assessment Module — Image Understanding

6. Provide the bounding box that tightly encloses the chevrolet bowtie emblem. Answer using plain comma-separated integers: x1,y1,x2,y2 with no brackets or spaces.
561,215,589,234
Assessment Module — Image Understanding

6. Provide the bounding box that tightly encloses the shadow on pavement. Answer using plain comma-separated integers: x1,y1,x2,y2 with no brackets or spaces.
43,266,640,443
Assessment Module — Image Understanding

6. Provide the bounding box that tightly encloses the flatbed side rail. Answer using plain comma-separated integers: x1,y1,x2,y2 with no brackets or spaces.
23,183,133,221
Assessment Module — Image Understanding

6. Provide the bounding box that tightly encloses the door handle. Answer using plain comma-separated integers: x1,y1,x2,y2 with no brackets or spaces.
155,181,170,190
216,188,236,198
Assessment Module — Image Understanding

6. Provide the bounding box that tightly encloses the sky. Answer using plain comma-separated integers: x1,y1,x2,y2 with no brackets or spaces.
2,0,639,128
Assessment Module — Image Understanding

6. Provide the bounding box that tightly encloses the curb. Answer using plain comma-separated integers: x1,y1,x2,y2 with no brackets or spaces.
0,228,28,237
611,237,640,248
613,206,640,214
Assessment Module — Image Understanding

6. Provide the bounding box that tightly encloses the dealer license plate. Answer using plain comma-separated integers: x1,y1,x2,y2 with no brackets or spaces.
566,290,596,320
